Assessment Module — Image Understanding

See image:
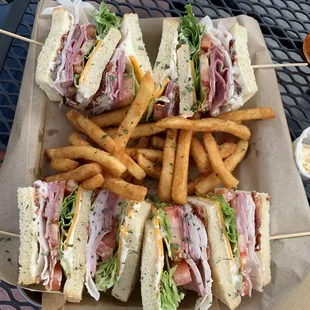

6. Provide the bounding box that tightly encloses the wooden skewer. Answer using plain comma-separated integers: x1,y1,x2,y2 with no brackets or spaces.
252,62,308,69
0,29,43,46
0,230,20,238
270,231,310,240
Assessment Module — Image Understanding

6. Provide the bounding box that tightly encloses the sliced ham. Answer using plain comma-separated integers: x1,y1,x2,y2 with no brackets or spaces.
33,181,50,286
208,45,229,112
85,190,118,301
231,192,263,296
90,48,134,114
184,257,205,296
154,81,179,120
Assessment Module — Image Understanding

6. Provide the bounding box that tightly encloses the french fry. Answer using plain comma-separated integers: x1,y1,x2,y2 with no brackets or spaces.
68,132,91,146
46,146,126,177
172,130,192,205
151,136,165,150
137,149,163,163
188,173,209,195
158,129,178,202
195,140,249,194
50,158,79,172
136,137,150,148
67,109,115,153
66,109,82,132
125,148,137,158
114,72,155,153
133,178,144,186
218,142,237,159
119,153,146,180
203,133,239,189
81,174,104,190
105,123,165,139
102,175,147,202
190,137,210,174
67,109,145,180
137,153,161,180
156,117,251,140
90,106,129,127
45,163,102,182
217,107,276,122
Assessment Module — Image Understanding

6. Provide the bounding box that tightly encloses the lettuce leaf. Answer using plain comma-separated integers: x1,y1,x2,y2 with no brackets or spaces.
179,4,204,92
209,195,239,255
59,188,77,256
93,2,121,39
95,252,118,292
160,267,185,310
157,209,172,258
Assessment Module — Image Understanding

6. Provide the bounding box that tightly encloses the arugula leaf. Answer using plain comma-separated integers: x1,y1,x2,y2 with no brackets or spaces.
92,2,121,39
179,4,204,92
95,252,118,291
159,266,185,310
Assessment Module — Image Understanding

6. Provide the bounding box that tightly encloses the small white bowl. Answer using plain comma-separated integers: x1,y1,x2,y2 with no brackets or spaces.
293,126,310,180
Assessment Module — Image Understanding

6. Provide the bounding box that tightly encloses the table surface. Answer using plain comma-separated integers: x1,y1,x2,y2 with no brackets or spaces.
0,0,310,308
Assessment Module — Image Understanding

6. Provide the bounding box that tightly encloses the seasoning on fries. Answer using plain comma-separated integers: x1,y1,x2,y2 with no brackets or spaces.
50,158,79,172
68,132,91,146
46,146,126,177
67,109,146,180
195,140,249,194
156,116,251,140
217,107,275,122
203,132,239,189
218,142,237,159
137,149,163,163
67,109,115,154
114,72,155,153
158,129,178,202
81,174,104,190
172,129,192,205
137,153,161,180
102,175,148,202
151,136,165,150
135,137,150,148
190,137,211,174
90,106,129,128
105,123,165,139
45,163,102,183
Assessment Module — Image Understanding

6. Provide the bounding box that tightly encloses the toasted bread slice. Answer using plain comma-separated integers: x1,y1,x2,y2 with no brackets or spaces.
17,187,39,285
229,23,258,105
153,19,180,85
177,44,196,118
62,187,92,303
188,196,242,310
112,200,151,302
35,8,72,102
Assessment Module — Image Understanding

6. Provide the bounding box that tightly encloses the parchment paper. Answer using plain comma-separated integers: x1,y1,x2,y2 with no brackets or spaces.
0,1,310,309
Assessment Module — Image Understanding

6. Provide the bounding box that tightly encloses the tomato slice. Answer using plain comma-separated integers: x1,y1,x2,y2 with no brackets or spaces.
172,259,192,286
201,34,212,52
164,207,184,260
49,261,62,291
102,218,119,249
